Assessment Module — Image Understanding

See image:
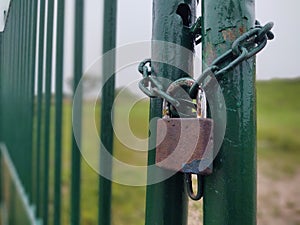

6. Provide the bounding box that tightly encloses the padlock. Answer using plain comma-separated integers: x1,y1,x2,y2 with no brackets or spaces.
155,78,213,175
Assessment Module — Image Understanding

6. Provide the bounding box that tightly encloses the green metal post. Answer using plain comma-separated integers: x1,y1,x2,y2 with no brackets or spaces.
54,0,65,225
43,0,55,224
25,0,31,196
145,1,197,225
18,0,25,186
98,1,117,224
71,1,84,225
23,0,37,203
35,0,46,217
202,1,256,225
28,0,38,204
0,32,2,205
20,0,27,191
30,0,38,202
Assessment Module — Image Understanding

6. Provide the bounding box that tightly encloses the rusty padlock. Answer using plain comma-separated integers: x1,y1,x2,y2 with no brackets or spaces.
155,78,214,175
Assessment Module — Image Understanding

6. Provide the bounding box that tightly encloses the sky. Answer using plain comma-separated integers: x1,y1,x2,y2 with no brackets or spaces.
62,0,300,93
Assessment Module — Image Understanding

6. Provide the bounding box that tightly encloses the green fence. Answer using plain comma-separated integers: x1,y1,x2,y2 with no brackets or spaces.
0,0,263,225
0,0,121,224
0,0,60,224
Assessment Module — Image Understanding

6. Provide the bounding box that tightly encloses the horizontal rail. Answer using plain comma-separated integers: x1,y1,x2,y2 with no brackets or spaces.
0,143,42,225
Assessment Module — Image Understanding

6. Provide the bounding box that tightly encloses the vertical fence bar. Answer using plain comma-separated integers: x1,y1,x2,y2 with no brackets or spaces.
29,0,38,204
8,1,14,154
19,0,26,191
24,0,31,201
25,0,31,195
27,0,38,204
145,1,197,225
0,32,2,206
21,0,26,181
98,0,117,224
71,1,84,225
8,0,13,154
24,0,34,201
202,1,257,225
17,0,25,184
24,0,30,195
43,0,55,224
35,0,46,217
21,0,26,184
54,0,65,224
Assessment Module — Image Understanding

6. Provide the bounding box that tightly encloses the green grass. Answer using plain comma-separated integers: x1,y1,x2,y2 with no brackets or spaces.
28,78,300,225
56,98,149,225
257,78,300,176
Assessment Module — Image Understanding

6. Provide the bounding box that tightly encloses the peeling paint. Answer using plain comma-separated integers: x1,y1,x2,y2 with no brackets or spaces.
146,1,199,224
202,0,256,223
222,29,237,42
239,26,246,34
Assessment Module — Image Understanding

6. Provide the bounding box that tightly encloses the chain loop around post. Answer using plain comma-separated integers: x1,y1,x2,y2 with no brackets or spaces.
138,60,181,107
138,22,274,102
137,22,274,202
189,21,274,95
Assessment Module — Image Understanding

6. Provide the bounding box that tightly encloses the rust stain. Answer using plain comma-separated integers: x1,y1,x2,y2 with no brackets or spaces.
155,118,213,174
239,26,246,34
222,25,246,42
222,29,237,42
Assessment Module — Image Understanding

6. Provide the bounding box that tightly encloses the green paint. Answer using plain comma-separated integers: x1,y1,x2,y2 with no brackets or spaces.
0,144,40,225
202,0,256,225
54,1,65,225
71,1,84,225
43,0,55,224
98,1,117,225
0,33,2,205
0,0,42,223
145,1,197,225
35,0,46,217
28,0,38,204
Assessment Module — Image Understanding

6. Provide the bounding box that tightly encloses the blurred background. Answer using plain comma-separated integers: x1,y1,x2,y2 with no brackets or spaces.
63,0,300,224
64,1,300,224
1,0,299,225
47,0,300,224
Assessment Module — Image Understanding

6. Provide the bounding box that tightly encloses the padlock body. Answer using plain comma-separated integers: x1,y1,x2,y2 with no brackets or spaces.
156,118,213,174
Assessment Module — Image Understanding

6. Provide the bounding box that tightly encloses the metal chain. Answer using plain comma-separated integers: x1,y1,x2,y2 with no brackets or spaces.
137,17,203,105
138,21,274,104
138,21,274,201
138,59,180,107
189,21,274,98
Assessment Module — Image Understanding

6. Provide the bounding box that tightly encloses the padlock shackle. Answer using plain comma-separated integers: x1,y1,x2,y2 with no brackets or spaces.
162,77,195,118
185,173,204,200
162,77,207,119
196,87,207,119
161,77,208,201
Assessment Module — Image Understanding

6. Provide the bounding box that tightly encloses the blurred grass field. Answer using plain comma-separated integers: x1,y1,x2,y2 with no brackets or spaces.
256,78,300,225
53,78,300,225
257,78,300,175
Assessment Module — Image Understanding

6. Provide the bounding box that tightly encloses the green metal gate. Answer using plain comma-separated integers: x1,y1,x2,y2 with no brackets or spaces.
0,0,273,225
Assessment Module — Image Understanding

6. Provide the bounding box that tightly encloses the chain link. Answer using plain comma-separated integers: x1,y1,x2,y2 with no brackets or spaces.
139,21,274,104
189,21,274,98
138,59,180,107
138,21,274,201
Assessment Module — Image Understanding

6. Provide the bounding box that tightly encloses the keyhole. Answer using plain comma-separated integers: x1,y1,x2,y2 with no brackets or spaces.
176,3,192,27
